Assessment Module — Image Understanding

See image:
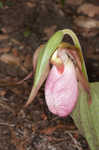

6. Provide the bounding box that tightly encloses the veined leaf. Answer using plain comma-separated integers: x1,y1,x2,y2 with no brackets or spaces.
72,82,99,150
90,82,99,148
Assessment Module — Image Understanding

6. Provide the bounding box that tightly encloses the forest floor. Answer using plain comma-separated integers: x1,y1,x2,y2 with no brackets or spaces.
0,0,99,150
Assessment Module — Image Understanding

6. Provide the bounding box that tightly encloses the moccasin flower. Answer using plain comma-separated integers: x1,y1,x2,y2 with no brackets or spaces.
45,49,78,117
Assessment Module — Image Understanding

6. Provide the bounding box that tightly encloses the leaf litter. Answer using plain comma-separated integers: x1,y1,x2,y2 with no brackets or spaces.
0,0,99,150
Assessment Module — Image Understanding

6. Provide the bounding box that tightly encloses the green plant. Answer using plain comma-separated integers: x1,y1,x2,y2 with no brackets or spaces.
25,29,99,150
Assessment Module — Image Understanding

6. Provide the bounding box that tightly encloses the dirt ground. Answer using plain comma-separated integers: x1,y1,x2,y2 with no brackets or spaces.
0,0,99,150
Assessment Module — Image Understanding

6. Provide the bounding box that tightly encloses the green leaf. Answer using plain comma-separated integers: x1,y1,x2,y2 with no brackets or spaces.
25,31,63,106
24,45,50,107
33,31,63,88
72,82,99,150
90,82,99,148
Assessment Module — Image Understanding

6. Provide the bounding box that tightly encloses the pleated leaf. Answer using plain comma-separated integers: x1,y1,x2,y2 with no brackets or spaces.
72,82,99,150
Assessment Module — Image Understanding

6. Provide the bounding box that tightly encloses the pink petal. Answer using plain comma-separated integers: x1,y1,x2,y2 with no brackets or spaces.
45,62,78,117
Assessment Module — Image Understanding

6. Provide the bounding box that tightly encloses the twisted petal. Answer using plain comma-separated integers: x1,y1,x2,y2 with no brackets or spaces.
45,61,78,117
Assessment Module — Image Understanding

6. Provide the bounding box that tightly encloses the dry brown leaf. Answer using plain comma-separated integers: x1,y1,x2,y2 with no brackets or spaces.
0,34,8,40
0,53,20,65
0,53,28,73
11,39,24,47
40,126,58,135
25,2,36,8
40,124,76,135
10,128,26,150
66,0,84,6
12,48,19,57
74,16,99,29
41,113,47,120
0,47,10,53
0,89,7,96
77,3,99,17
44,25,57,39
23,54,32,69
74,16,99,37
11,88,24,96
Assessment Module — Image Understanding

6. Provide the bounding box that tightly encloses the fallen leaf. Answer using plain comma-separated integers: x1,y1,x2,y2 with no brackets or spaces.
40,126,58,135
11,88,24,96
74,16,99,29
66,0,84,6
77,3,99,17
41,113,47,120
0,89,7,96
0,53,28,74
74,16,99,37
12,48,19,57
40,124,77,135
44,25,57,39
11,39,24,47
0,47,10,53
0,34,8,40
25,2,36,8
23,54,32,69
0,53,20,65
10,127,26,150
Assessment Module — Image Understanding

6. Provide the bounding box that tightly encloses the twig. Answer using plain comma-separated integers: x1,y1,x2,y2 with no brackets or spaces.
0,122,15,127
65,131,83,150
0,98,15,114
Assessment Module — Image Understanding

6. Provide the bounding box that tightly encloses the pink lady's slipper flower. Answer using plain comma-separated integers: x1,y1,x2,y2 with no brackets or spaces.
45,49,78,117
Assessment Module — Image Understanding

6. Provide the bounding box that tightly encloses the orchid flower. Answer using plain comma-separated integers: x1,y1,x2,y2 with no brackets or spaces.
24,29,99,150
25,30,91,113
45,49,78,117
